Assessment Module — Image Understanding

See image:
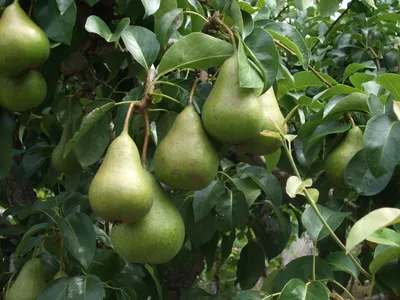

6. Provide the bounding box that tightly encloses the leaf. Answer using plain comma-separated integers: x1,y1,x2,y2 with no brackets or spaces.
238,39,264,88
319,0,341,17
15,222,51,257
325,251,360,279
67,275,105,300
344,149,393,196
85,16,130,46
302,204,350,242
293,71,338,90
87,249,124,282
141,0,160,17
193,180,225,222
34,0,77,45
155,8,183,48
83,0,99,6
231,177,261,206
0,108,15,180
38,278,69,300
278,279,329,300
366,228,400,247
264,22,310,69
56,0,74,15
376,74,400,100
368,94,385,116
144,264,162,300
293,0,313,10
216,189,249,232
265,149,281,174
121,26,160,70
186,209,216,247
342,62,376,83
244,27,279,91
314,85,363,101
221,231,236,260
323,92,369,118
235,290,264,300
227,0,244,36
242,10,254,38
236,240,265,290
64,102,115,157
57,212,96,269
369,246,400,275
364,114,400,177
346,207,400,252
158,33,234,76
285,176,312,198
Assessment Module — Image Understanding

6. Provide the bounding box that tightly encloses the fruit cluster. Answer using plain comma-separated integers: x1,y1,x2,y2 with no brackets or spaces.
0,0,49,112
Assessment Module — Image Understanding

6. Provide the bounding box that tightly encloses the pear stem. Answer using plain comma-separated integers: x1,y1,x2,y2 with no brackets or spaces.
188,78,200,106
345,113,356,127
141,109,150,168
212,14,237,51
28,0,34,17
122,102,135,133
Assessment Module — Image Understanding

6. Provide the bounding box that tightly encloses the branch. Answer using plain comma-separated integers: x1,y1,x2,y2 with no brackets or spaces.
274,5,289,20
369,47,381,70
210,13,237,50
188,78,200,106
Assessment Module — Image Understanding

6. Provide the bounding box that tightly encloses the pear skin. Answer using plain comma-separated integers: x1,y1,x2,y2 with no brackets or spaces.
153,105,219,190
52,120,82,175
88,132,153,223
6,258,46,300
201,53,263,144
235,88,287,155
111,173,185,264
0,70,47,112
0,1,50,75
324,126,364,187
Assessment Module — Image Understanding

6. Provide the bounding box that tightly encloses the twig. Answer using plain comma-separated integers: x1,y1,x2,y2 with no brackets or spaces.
274,5,289,20
188,78,200,106
369,47,381,70
274,39,296,56
211,13,237,50
59,236,64,271
28,0,35,17
184,9,208,22
141,109,150,168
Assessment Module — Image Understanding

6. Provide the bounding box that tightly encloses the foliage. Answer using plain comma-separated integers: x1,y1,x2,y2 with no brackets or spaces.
1,0,400,299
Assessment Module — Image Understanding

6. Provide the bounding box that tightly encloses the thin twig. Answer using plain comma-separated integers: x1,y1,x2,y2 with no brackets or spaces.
188,78,200,106
274,39,296,56
308,66,333,87
141,110,150,168
211,13,237,50
28,0,35,17
274,5,289,20
59,236,64,271
369,47,381,70
184,9,208,22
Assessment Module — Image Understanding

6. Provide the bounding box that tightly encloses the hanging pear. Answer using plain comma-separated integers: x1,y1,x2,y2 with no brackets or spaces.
6,258,46,300
202,53,263,144
153,104,219,190
88,132,153,223
235,87,287,155
324,126,364,187
52,120,82,175
0,0,50,75
111,173,185,264
0,70,47,112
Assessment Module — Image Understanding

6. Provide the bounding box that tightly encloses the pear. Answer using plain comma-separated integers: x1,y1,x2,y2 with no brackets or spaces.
111,173,185,264
0,70,47,112
235,87,287,155
0,0,50,75
324,126,364,187
6,258,46,300
153,105,219,190
52,120,82,175
88,132,153,223
201,53,263,144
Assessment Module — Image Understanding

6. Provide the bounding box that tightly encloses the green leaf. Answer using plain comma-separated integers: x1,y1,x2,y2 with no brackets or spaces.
227,0,244,36
235,290,264,300
38,278,69,300
302,204,350,242
238,39,264,88
293,71,338,90
144,264,162,300
141,0,160,17
58,212,96,269
216,189,249,232
346,207,400,252
15,222,51,257
34,0,77,45
368,94,385,116
364,114,400,177
323,92,369,118
285,176,312,198
366,228,400,247
242,10,254,38
155,8,183,48
87,249,124,282
221,231,236,260
370,246,400,275
278,279,329,300
376,74,400,99
344,149,393,196
265,148,281,174
158,33,234,76
314,85,363,101
64,102,115,157
67,275,105,300
121,26,160,70
231,177,261,206
349,73,375,90
342,62,376,83
83,0,99,6
193,180,225,222
56,0,74,15
319,0,341,17
236,240,265,290
186,209,216,247
85,16,130,46
244,27,279,91
325,251,360,279
264,22,310,69
0,108,15,180
293,0,313,10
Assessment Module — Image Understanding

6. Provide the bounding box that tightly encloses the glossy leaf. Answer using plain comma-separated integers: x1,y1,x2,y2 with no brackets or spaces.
15,222,51,257
231,177,261,206
67,275,104,300
366,228,400,247
155,8,183,48
376,73,400,100
325,251,360,279
87,249,124,282
38,278,69,300
236,240,265,290
370,246,400,275
56,0,74,15
278,279,329,300
323,92,369,118
342,62,375,83
235,290,264,300
319,0,341,17
193,180,225,222
216,189,249,232
141,0,160,17
238,39,264,88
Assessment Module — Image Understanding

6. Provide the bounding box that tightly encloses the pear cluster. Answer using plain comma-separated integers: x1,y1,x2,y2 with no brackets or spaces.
0,0,50,112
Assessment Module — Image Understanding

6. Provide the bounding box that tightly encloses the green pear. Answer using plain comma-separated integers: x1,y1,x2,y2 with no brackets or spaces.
324,126,364,187
88,132,153,223
201,53,263,144
6,258,46,300
0,0,50,75
111,173,185,264
234,87,287,155
0,70,47,112
52,120,82,175
153,105,219,190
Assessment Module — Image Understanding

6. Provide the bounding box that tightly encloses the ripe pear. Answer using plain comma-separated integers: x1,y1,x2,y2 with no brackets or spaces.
235,87,287,155
201,53,263,144
0,70,47,112
324,126,364,187
88,132,153,223
153,105,219,190
111,173,185,264
0,0,50,75
6,258,46,300
52,120,82,175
